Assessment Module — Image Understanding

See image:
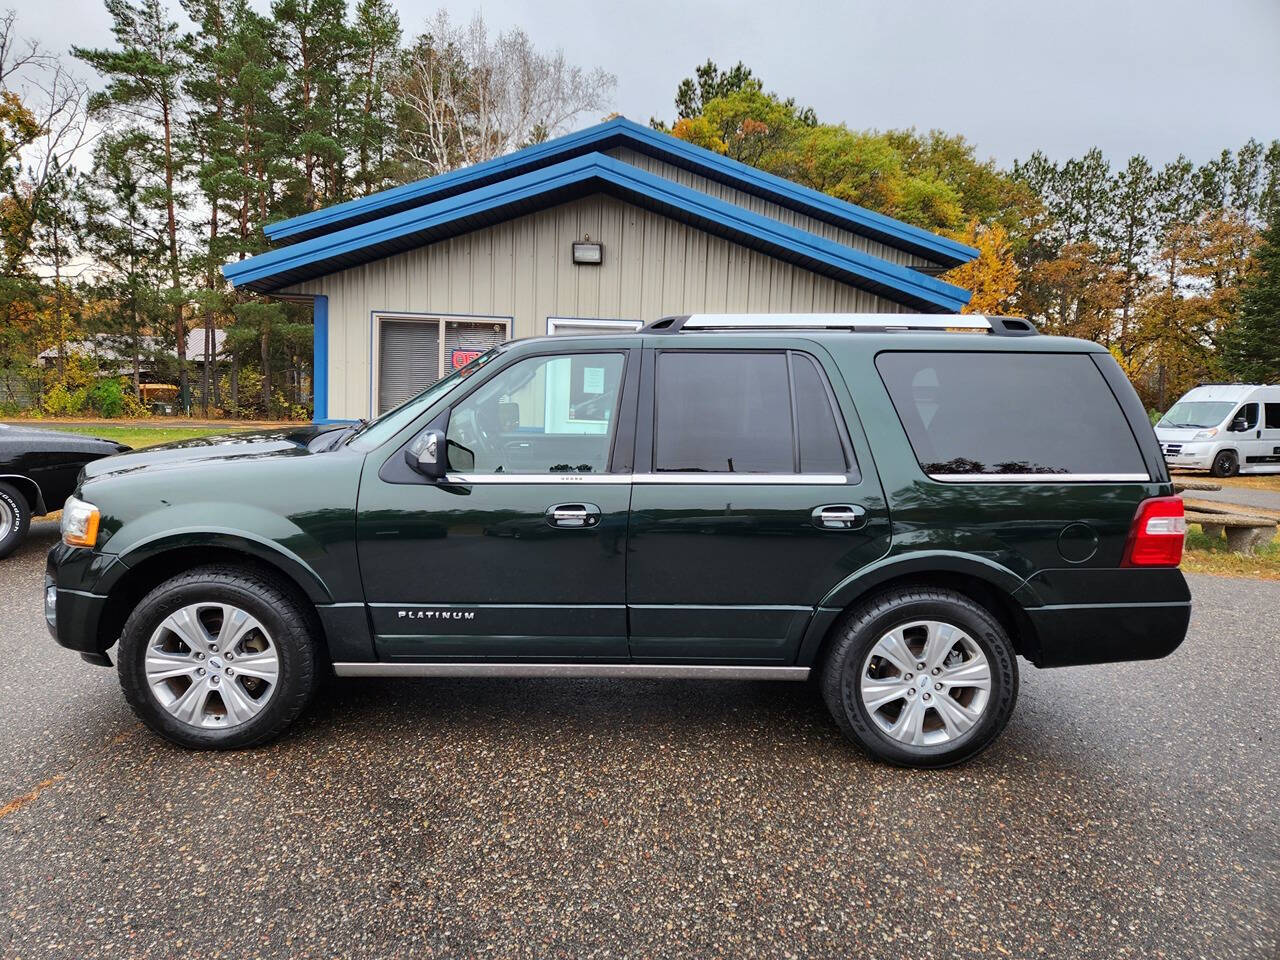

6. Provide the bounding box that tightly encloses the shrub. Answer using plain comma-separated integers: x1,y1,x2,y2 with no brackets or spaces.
42,382,86,416
83,377,151,419
86,378,126,418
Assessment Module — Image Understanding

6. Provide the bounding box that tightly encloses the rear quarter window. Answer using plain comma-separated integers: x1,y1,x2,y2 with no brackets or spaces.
875,351,1148,478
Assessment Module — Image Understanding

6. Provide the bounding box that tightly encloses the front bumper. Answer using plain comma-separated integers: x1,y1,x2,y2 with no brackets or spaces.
1014,567,1192,668
45,544,120,663
1160,441,1214,470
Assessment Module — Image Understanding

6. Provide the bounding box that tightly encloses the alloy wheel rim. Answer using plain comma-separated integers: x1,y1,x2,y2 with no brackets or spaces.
858,619,992,747
0,499,13,542
145,602,280,729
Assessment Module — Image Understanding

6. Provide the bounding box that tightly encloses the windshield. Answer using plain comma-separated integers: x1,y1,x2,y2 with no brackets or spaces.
1157,400,1235,430
348,348,502,451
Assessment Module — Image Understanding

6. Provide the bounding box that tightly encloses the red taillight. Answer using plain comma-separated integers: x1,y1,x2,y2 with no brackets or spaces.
1121,496,1187,567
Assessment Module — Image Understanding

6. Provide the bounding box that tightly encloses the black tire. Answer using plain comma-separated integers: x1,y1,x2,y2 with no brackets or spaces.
820,586,1018,768
0,481,31,559
118,565,318,749
1210,449,1239,478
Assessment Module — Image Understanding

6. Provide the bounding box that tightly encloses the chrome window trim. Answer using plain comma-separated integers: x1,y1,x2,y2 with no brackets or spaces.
440,473,849,485
443,473,632,484
333,662,810,681
930,472,1151,483
636,473,848,485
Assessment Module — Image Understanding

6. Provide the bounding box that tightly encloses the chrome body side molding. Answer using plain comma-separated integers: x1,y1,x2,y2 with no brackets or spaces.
929,472,1150,483
333,662,811,681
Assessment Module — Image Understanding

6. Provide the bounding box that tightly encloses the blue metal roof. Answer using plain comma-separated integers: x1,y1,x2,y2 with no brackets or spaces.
224,152,972,313
262,116,979,268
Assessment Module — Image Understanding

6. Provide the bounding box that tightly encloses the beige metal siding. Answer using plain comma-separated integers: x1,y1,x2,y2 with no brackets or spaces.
605,146,938,270
286,193,914,420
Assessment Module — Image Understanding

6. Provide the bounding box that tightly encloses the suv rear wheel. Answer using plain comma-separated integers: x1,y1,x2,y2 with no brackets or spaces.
118,565,318,749
820,586,1018,768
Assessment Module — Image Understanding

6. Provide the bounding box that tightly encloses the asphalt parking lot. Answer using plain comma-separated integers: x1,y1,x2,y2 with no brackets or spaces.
1,520,1277,960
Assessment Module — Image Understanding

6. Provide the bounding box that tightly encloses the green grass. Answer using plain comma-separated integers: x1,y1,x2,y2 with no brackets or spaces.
1182,524,1280,580
41,424,255,450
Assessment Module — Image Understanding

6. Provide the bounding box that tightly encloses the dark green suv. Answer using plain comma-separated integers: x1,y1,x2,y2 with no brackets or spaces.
45,314,1191,767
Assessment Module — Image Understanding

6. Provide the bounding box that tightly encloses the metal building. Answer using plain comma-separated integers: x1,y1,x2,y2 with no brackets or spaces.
225,117,977,422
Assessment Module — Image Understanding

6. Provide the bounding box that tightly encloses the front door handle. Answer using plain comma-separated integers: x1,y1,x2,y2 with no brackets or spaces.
546,503,602,529
812,504,866,530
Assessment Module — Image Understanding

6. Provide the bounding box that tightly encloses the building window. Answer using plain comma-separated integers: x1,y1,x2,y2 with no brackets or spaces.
546,317,641,336
376,313,509,414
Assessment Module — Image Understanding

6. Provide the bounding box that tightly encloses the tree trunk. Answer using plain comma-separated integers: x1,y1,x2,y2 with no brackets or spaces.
161,97,187,410
260,328,271,416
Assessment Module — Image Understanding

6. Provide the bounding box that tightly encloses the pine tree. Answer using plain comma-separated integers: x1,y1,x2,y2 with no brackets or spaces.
75,0,191,407
1111,155,1155,354
182,0,235,413
78,130,169,395
349,0,400,194
1221,215,1280,383
272,0,353,211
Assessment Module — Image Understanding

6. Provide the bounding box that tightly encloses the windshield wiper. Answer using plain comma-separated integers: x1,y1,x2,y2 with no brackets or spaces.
340,418,369,446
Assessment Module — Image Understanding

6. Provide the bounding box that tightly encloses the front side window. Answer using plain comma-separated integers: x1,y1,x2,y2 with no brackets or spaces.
654,351,853,476
1230,403,1259,430
446,352,626,474
876,351,1147,478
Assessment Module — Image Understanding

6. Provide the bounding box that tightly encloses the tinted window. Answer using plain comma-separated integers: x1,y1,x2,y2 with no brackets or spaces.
654,351,855,476
656,352,793,473
792,353,850,474
876,351,1147,477
1266,403,1280,430
446,352,625,474
1232,403,1259,430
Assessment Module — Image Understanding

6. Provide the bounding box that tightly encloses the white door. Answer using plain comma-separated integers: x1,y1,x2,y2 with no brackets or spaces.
1226,402,1266,470
1255,401,1280,471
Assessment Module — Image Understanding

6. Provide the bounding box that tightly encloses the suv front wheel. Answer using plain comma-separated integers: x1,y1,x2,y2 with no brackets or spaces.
118,565,318,749
820,586,1018,768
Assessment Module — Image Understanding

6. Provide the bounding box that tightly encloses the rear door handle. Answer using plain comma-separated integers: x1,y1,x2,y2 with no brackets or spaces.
546,503,602,528
812,504,866,530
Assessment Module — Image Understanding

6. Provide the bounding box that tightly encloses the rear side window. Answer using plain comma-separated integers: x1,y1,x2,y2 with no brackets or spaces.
875,351,1148,478
792,353,849,474
655,351,854,476
1267,403,1280,429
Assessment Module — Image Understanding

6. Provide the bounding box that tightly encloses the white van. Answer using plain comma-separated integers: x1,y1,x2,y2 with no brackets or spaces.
1155,384,1280,476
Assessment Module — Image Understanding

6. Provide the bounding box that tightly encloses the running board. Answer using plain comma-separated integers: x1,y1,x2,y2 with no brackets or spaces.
332,662,810,681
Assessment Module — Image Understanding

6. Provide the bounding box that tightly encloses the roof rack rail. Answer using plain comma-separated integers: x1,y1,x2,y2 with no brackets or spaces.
641,313,1038,336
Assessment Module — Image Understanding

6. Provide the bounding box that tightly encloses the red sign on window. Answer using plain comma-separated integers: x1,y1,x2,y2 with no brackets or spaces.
451,349,483,370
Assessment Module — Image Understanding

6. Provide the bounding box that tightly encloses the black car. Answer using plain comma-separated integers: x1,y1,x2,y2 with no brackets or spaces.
45,314,1191,767
0,424,128,557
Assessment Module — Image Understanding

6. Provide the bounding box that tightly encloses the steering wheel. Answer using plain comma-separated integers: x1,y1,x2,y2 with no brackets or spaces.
451,404,505,471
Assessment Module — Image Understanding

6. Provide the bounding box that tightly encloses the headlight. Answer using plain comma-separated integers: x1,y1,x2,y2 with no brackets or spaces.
60,496,100,548
1192,429,1218,440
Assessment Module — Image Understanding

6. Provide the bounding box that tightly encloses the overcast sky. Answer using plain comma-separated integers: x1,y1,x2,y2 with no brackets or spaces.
14,0,1280,168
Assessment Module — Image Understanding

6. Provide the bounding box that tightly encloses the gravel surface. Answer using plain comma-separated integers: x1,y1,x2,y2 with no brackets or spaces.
1184,486,1280,513
2,520,1277,959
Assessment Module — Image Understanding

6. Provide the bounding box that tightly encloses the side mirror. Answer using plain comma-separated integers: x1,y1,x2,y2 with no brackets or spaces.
404,428,447,480
1230,417,1248,432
